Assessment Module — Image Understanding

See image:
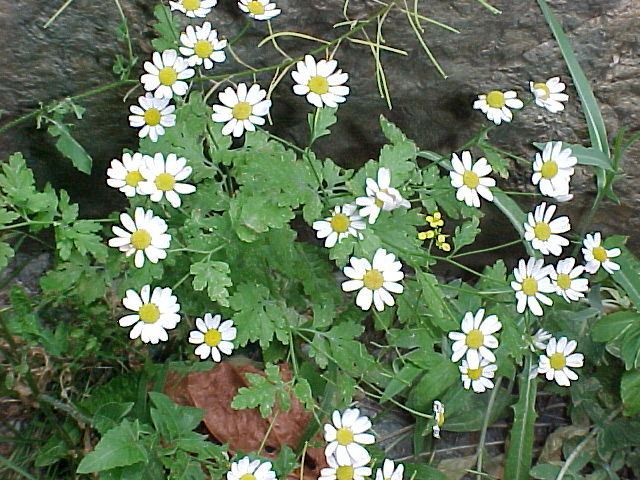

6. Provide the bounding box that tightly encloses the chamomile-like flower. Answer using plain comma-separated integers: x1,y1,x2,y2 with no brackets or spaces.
530,77,569,113
532,142,576,201
292,55,350,108
319,455,372,480
538,336,584,386
226,457,276,480
375,459,404,480
238,0,281,20
324,408,375,465
511,258,555,316
449,151,496,208
179,23,227,69
460,359,497,393
106,152,146,197
211,83,271,137
128,93,176,143
523,202,570,256
473,90,523,125
313,204,365,248
141,50,194,99
355,167,410,224
188,313,236,361
119,285,180,344
138,153,196,208
169,0,217,18
342,248,404,311
108,207,171,268
582,232,621,275
432,401,445,439
448,309,501,368
550,258,589,302
529,328,552,351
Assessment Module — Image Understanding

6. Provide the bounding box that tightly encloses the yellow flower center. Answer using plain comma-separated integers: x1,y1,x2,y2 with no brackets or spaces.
593,246,608,262
540,160,558,179
556,273,572,291
158,67,178,86
486,90,506,109
533,82,551,99
204,328,222,347
533,222,551,241
247,0,265,14
125,170,143,187
336,427,354,446
330,213,350,233
362,269,384,291
462,170,480,189
143,108,162,126
232,101,252,121
194,40,214,59
308,75,329,95
155,173,176,192
336,466,354,480
521,277,538,296
549,352,566,370
467,367,483,380
130,229,152,250
436,411,445,427
240,475,257,480
182,0,201,11
138,303,160,324
465,329,484,349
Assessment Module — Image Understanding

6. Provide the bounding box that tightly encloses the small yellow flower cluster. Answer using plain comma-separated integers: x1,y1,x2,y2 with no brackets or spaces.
418,211,450,252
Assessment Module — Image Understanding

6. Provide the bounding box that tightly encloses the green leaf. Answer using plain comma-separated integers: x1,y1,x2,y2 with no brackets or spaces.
231,363,285,417
605,236,640,308
403,463,449,480
151,4,179,51
416,270,456,331
592,311,639,342
0,207,19,225
492,189,535,256
452,216,480,252
533,142,613,171
190,260,232,307
47,119,93,174
149,392,203,439
308,107,337,145
479,144,510,179
0,241,14,270
93,402,135,435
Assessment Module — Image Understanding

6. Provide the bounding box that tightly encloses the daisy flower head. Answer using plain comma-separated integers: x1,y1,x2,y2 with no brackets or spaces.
129,93,176,143
138,153,196,208
511,257,555,316
530,77,569,113
189,313,236,361
108,207,171,268
460,358,497,393
211,83,271,137
179,23,227,69
473,89,523,125
106,152,146,197
550,257,589,302
582,232,621,274
529,328,552,351
292,55,349,108
448,308,501,368
141,50,194,99
523,202,570,256
169,0,217,18
532,142,576,201
238,0,281,20
375,459,404,480
355,167,410,224
312,204,365,248
432,401,445,439
538,336,584,386
342,248,404,311
319,454,372,480
119,285,180,344
449,151,496,208
226,457,276,480
324,408,375,465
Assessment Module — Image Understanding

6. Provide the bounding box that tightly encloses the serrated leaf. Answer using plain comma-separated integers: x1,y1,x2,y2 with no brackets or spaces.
0,207,19,225
47,120,92,174
452,216,480,252
151,4,179,51
231,364,285,417
0,241,14,269
149,392,203,439
308,107,337,145
190,260,232,307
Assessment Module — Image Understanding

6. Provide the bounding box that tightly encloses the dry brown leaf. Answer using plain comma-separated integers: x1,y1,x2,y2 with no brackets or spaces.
538,425,589,464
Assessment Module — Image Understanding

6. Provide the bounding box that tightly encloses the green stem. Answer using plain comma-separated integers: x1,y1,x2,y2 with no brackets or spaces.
451,239,521,259
476,377,500,479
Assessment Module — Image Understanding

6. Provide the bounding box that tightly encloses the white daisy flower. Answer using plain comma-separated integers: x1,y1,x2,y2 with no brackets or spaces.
128,93,176,143
355,167,410,224
108,207,171,268
141,50,194,99
375,459,404,480
530,328,552,351
511,258,555,316
538,336,584,386
523,202,570,256
238,0,281,20
473,89,523,125
550,257,589,302
324,408,375,465
432,401,445,440
138,153,196,208
106,152,146,197
179,23,227,70
319,454,372,480
211,83,271,137
532,142,576,201
226,457,276,480
530,77,569,113
169,0,217,18
582,232,621,275
313,204,365,248
119,285,180,344
460,359,497,393
342,248,404,311
291,55,350,108
448,308,501,368
449,151,496,208
188,313,236,361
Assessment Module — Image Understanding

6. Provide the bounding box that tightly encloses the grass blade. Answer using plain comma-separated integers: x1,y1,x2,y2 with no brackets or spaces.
491,189,535,256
